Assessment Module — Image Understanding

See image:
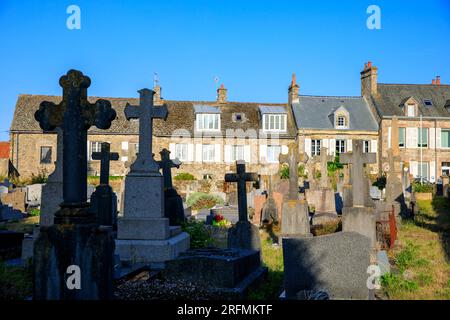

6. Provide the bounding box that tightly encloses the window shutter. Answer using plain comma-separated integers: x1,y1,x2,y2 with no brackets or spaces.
406,128,415,148
195,144,203,162
371,140,377,154
387,127,391,149
430,161,436,183
429,128,435,149
224,145,231,163
122,141,129,150
187,144,194,161
347,139,353,152
304,138,312,157
328,139,336,155
322,139,329,151
410,161,418,177
169,143,176,159
259,144,267,163
214,144,221,162
244,145,251,163
436,128,442,148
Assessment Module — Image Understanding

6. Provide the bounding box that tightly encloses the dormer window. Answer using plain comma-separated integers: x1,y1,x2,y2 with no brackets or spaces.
194,105,221,132
337,116,346,127
259,106,288,133
333,106,349,129
423,99,433,107
407,104,415,117
401,97,418,117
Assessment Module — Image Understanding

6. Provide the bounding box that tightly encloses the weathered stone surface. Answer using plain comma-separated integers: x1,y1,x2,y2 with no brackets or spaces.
227,221,261,252
281,200,310,236
305,188,336,214
261,196,277,224
25,184,44,206
282,232,371,300
0,189,26,213
342,206,377,247
312,212,339,226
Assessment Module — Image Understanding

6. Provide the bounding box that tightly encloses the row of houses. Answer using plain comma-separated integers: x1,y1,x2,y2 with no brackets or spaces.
8,62,450,183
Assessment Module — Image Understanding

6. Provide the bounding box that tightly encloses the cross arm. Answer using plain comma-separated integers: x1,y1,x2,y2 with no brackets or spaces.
34,101,63,131
124,103,140,120
339,153,352,165
110,153,119,161
224,173,240,183
152,104,168,120
362,153,377,164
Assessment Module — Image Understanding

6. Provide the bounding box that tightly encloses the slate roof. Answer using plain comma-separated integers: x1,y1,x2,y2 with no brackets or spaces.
292,95,379,131
259,106,287,114
10,94,297,138
372,84,450,117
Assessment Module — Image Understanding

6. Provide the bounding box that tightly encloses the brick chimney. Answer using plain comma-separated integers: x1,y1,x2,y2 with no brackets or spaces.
288,73,300,104
432,79,436,85
360,61,378,97
217,84,227,104
436,76,441,86
153,84,162,105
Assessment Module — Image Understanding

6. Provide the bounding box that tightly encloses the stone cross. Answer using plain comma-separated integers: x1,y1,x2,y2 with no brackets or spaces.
391,116,400,157
157,148,181,190
340,140,376,207
319,147,333,188
34,70,116,207
225,160,259,222
92,142,119,185
279,142,299,200
125,89,168,173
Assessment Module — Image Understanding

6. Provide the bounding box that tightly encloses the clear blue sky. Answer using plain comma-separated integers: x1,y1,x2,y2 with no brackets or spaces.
1,0,449,140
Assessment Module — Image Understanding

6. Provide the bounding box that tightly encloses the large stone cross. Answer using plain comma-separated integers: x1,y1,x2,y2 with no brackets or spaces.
157,148,181,190
92,142,119,185
34,70,116,207
279,142,299,200
225,161,260,222
125,89,168,173
340,140,376,207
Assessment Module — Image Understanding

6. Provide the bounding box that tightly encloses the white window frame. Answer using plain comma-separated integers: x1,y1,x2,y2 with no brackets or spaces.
175,143,188,161
267,145,281,163
418,128,428,148
231,145,245,162
311,139,321,156
202,144,215,162
196,113,221,131
337,116,346,128
335,140,346,154
262,114,287,133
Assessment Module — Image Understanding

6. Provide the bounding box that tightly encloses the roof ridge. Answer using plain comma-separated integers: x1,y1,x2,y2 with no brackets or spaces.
379,83,450,87
299,94,363,99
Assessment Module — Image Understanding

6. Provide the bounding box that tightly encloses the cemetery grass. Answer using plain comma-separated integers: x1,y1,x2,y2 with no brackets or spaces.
0,261,32,300
381,197,450,300
0,215,39,234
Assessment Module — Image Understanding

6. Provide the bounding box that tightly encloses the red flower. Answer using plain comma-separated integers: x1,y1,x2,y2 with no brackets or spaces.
214,214,224,222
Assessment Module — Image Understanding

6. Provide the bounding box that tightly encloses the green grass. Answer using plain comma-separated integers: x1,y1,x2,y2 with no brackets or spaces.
0,261,33,300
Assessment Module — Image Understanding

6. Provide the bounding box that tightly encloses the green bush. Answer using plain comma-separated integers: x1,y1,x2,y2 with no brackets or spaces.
30,170,48,184
412,182,433,193
0,262,32,300
186,192,224,210
28,208,40,217
174,172,196,181
181,219,214,249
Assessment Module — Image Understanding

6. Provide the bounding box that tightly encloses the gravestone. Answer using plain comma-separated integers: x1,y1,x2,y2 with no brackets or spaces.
25,183,44,207
89,142,119,229
157,148,185,226
282,232,372,300
116,89,189,267
225,160,260,251
0,205,23,221
261,175,278,224
0,189,26,212
33,70,116,300
340,140,377,247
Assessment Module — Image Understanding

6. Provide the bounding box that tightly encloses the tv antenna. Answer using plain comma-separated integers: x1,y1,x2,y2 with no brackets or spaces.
153,72,159,87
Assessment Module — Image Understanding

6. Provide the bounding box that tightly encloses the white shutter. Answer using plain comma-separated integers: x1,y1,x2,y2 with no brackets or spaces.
121,141,129,150
187,144,194,161
347,139,352,152
304,138,312,157
281,145,289,155
429,128,435,149
371,140,378,154
224,145,232,163
387,126,391,149
214,144,221,162
244,145,251,163
406,127,416,148
195,144,203,162
169,143,176,159
328,139,336,155
322,139,329,152
259,144,267,163
436,128,442,148
410,161,418,178
430,161,436,183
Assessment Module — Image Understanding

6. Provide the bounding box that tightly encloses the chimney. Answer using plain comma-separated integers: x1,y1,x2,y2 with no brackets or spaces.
217,84,227,104
360,61,378,97
436,76,441,86
288,73,300,104
153,84,162,105
432,79,436,85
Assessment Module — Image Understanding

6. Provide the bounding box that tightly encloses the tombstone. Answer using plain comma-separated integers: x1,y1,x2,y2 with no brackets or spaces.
89,142,119,229
157,148,185,226
282,232,372,300
0,205,23,221
261,175,279,225
340,140,377,247
278,142,310,237
33,70,116,300
116,89,189,267
305,147,337,225
370,186,382,200
225,160,260,251
25,183,44,207
0,189,26,212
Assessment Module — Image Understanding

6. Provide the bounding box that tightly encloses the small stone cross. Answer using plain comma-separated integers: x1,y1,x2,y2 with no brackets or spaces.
319,147,333,189
34,70,116,207
92,142,119,185
225,161,260,222
340,140,376,207
125,89,168,173
279,142,299,200
157,148,181,190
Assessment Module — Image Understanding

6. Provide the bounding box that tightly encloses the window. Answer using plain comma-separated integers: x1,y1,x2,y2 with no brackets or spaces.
407,104,415,117
202,145,215,162
418,128,428,148
90,141,102,160
337,116,346,128
364,141,370,153
196,114,220,131
263,114,287,132
399,128,406,148
441,130,450,148
418,162,429,181
40,146,52,164
231,145,245,162
442,162,450,176
311,140,321,156
423,99,433,107
335,140,346,154
175,144,188,161
267,145,281,163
